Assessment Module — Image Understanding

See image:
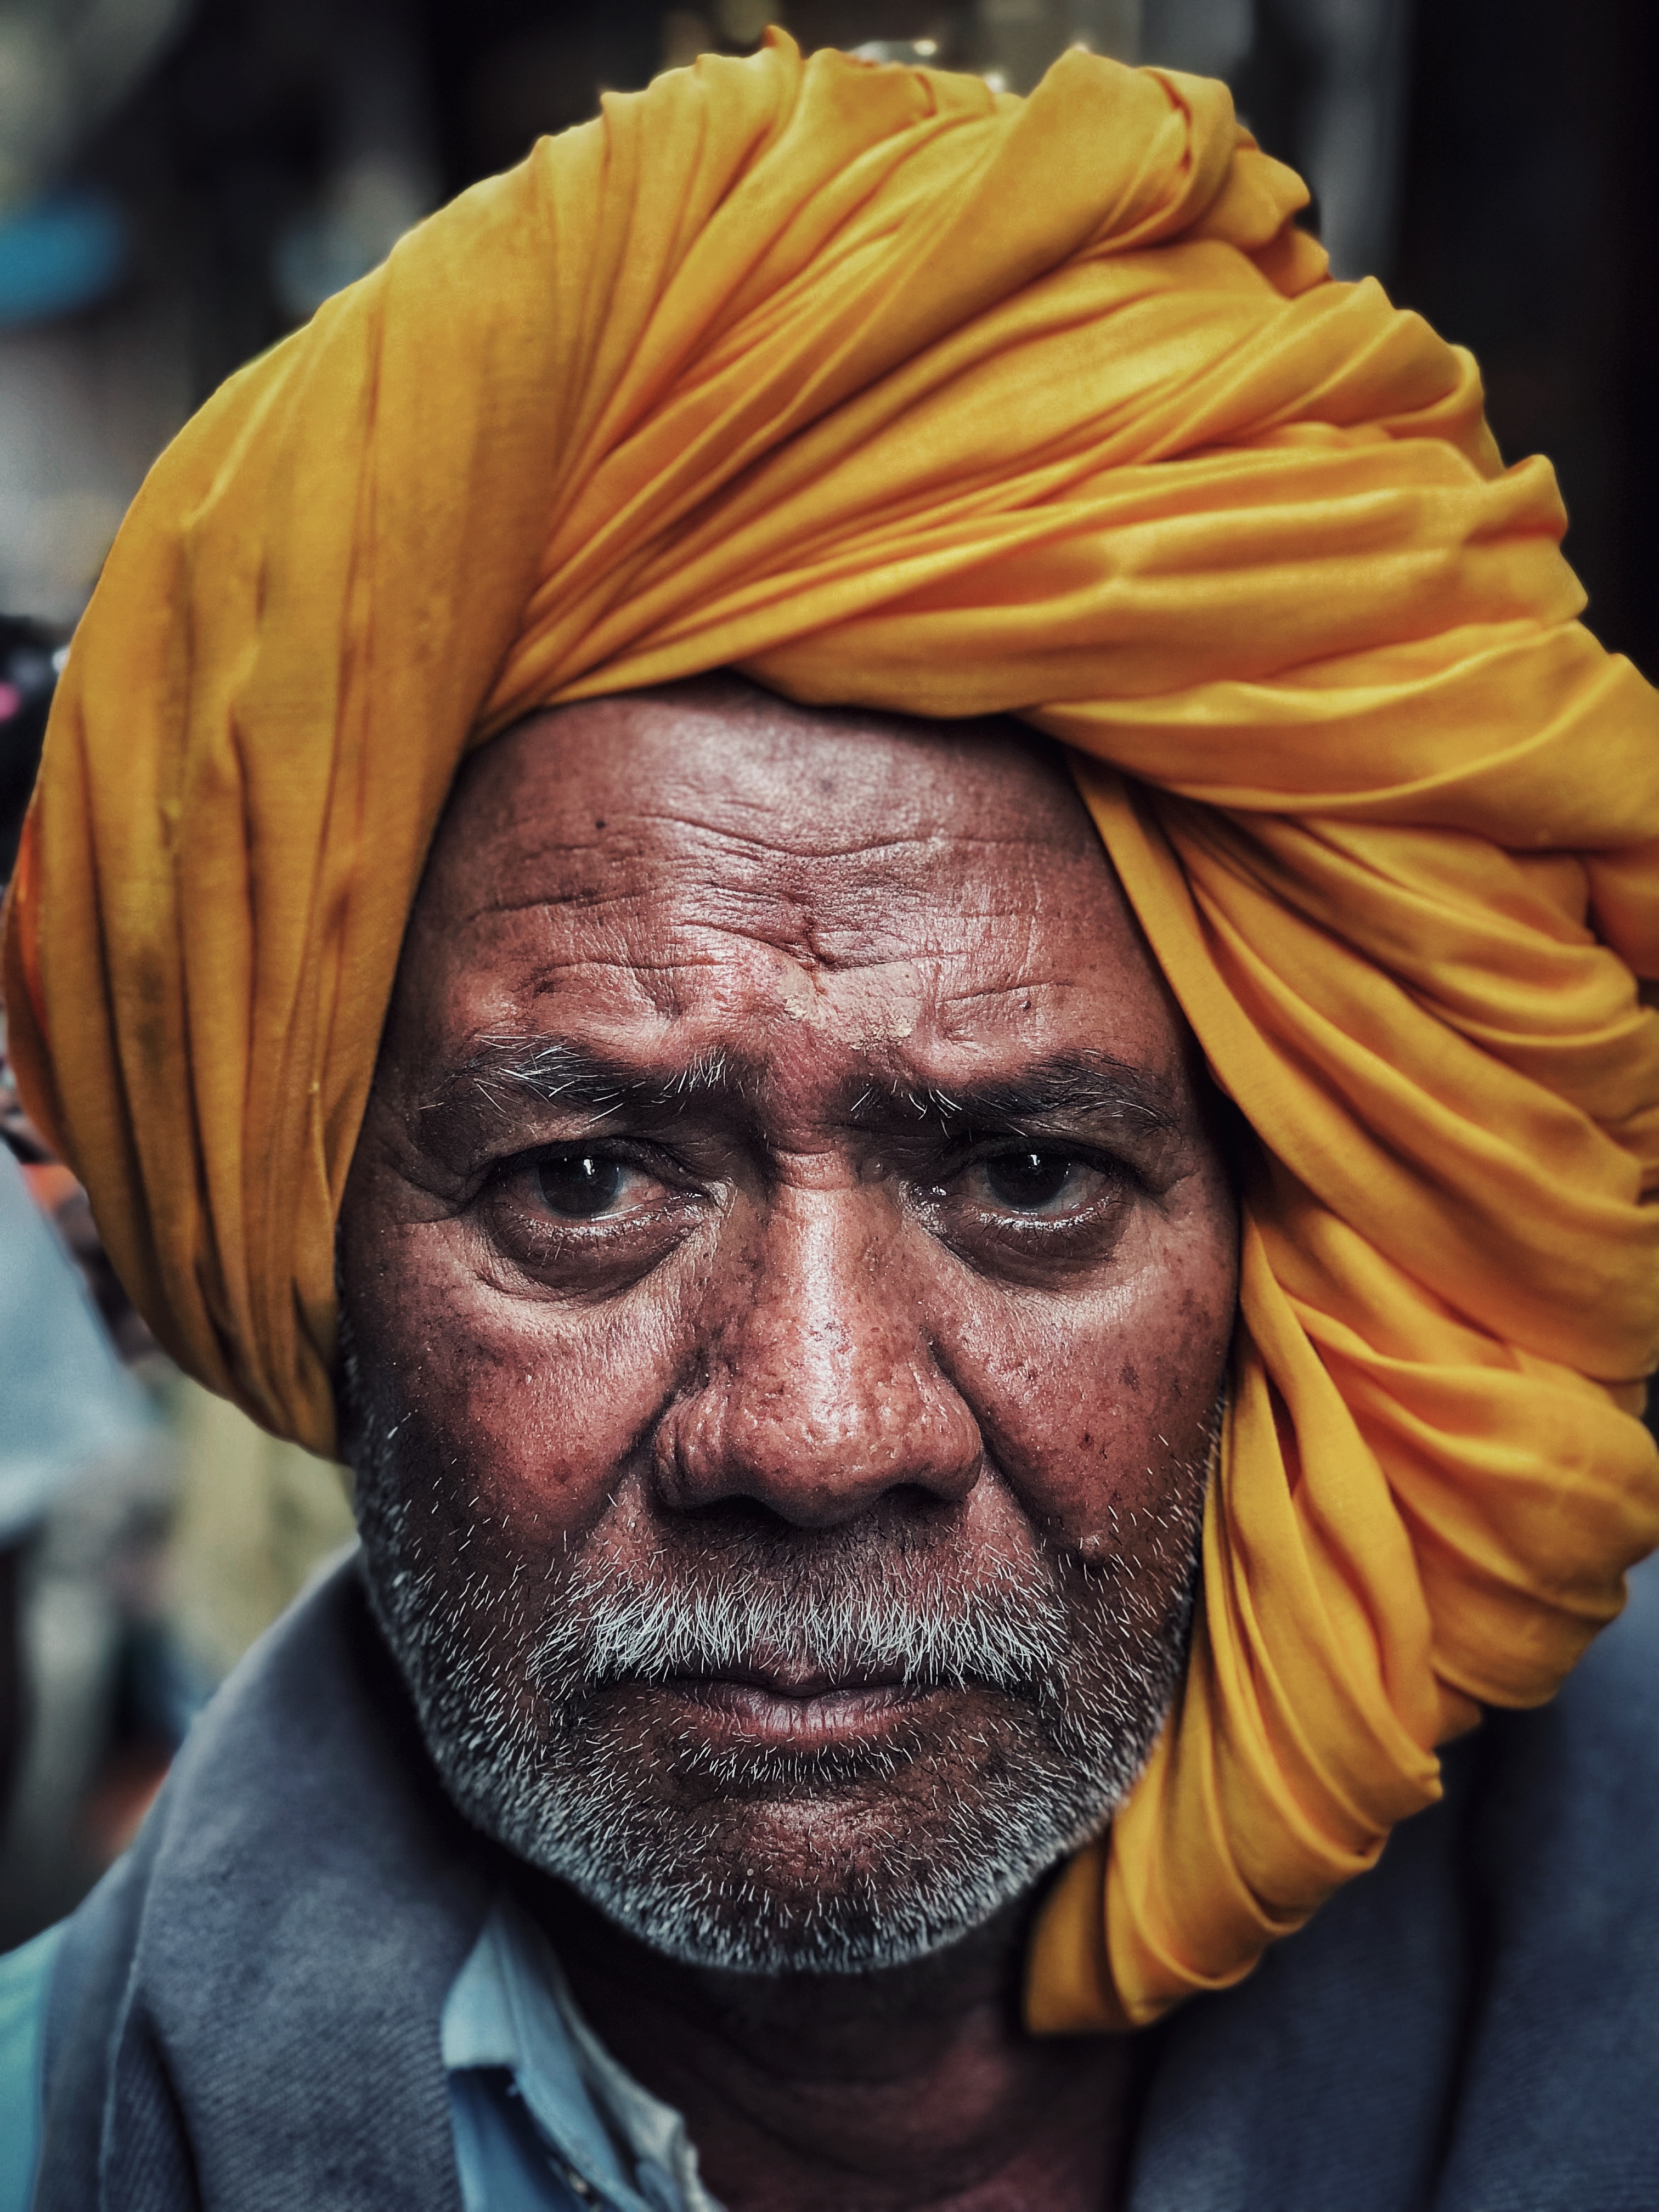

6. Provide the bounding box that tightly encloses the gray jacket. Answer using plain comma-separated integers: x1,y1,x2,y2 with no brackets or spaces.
35,1555,1659,2210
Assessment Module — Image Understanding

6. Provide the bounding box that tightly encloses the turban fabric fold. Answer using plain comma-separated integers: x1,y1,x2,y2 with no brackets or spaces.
7,31,1659,2029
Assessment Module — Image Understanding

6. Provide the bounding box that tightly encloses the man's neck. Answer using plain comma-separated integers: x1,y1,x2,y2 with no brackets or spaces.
526,1878,1139,2212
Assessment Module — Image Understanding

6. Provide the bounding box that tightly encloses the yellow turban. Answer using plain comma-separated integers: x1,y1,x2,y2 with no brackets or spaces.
7,32,1659,2031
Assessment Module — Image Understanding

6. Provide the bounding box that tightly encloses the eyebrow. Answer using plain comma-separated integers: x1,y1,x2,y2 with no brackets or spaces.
423,1036,1177,1139
851,1054,1177,1137
423,1037,740,1127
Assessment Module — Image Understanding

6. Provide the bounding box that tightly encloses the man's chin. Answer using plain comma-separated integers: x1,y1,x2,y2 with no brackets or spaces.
441,1737,1115,1978
533,1827,1040,1978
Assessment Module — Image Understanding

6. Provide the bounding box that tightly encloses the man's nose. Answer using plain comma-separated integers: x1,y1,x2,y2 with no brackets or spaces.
653,1189,983,1527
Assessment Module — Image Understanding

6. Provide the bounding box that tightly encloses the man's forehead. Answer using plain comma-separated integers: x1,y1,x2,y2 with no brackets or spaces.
388,681,1188,1105
432,683,1101,909
419,685,1132,962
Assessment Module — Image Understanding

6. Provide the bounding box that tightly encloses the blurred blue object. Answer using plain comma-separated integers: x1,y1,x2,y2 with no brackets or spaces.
0,1925,66,2212
0,188,126,330
0,1145,154,1543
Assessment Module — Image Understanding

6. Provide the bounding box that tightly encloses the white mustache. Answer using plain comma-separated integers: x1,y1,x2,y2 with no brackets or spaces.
534,1550,1073,1700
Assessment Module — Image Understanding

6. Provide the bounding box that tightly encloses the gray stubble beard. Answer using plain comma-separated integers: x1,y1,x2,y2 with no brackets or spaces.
344,1340,1214,1978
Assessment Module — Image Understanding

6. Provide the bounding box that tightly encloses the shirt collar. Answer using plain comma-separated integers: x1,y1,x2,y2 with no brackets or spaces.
442,1893,723,2212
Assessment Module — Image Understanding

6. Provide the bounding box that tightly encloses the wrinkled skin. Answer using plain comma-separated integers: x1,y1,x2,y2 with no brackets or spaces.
338,679,1239,2212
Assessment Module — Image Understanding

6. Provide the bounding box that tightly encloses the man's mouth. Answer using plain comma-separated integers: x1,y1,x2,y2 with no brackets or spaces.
620,1662,947,1752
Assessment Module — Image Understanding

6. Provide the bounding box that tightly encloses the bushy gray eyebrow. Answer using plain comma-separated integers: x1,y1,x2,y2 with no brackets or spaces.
425,1037,1175,1139
851,1053,1176,1137
427,1037,739,1124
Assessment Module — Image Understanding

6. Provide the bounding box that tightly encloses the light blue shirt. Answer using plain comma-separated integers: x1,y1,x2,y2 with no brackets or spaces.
445,1897,722,2212
0,1897,721,2212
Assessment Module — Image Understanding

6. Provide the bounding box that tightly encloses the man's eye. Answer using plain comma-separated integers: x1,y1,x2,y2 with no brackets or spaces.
973,1149,1103,1217
534,1150,639,1219
482,1146,696,1285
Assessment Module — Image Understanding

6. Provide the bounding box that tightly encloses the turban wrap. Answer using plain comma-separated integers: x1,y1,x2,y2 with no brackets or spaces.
7,32,1659,2031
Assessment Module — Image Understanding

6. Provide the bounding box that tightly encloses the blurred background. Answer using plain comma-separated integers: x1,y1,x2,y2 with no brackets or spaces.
1,0,1655,1944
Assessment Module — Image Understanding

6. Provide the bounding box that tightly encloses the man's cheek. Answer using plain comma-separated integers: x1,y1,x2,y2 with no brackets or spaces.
944,1285,1214,1543
413,1287,681,1525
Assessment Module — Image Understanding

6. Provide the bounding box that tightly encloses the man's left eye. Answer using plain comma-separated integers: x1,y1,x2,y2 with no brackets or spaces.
969,1149,1105,1217
533,1149,648,1219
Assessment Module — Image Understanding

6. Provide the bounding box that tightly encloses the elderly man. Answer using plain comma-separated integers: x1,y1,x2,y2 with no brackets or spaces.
3,33,1659,2212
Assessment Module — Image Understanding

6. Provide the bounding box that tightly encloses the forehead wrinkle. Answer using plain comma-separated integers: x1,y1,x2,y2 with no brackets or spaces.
625,808,943,866
589,794,1072,868
436,912,1096,1047
665,827,1090,924
473,810,958,899
463,867,1080,982
462,802,1084,914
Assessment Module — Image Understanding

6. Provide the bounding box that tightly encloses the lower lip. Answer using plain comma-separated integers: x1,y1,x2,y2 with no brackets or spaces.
644,1679,938,1752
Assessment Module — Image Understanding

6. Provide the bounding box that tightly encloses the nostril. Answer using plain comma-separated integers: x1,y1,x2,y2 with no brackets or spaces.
672,1494,800,1539
670,1482,974,1535
882,1479,981,1523
642,1487,982,1567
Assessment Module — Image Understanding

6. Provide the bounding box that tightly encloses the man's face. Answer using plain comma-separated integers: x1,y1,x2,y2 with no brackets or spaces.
339,682,1238,1974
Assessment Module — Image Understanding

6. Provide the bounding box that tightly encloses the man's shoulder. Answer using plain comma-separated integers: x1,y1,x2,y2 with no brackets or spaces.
30,1559,490,2212
1127,1552,1659,2212
1436,1549,1659,2204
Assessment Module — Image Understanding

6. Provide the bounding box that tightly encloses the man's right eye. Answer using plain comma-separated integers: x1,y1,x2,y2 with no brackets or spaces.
478,1144,701,1291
